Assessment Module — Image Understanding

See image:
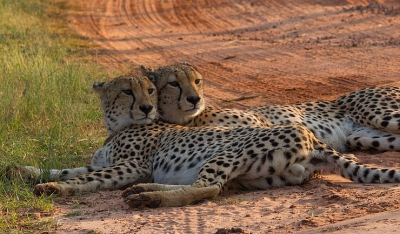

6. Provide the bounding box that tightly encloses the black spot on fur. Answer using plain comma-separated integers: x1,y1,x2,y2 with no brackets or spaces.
389,170,396,178
309,157,324,165
372,141,380,148
206,168,215,174
372,173,380,182
352,166,360,176
388,137,396,142
284,152,292,160
363,168,370,178
268,166,275,175
266,177,273,185
267,151,274,161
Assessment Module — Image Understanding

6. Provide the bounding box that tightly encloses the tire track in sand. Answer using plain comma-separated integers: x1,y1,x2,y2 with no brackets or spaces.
69,0,400,107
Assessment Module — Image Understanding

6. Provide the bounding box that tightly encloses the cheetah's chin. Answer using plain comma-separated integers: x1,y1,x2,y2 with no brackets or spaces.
183,108,202,115
135,117,153,124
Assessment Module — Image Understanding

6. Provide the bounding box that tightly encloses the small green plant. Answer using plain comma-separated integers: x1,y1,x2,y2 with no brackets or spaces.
65,211,81,217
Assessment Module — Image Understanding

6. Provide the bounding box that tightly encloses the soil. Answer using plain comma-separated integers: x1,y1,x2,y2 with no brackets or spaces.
47,0,400,233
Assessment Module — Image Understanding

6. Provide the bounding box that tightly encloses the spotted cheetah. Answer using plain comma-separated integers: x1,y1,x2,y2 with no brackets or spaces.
141,62,400,153
33,75,400,208
333,87,400,151
140,62,272,129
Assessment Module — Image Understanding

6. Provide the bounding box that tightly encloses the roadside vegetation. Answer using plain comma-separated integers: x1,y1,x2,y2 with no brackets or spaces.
0,0,110,232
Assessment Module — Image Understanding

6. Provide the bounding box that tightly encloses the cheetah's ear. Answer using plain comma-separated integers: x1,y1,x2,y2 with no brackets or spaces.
93,81,107,94
140,65,157,84
178,61,197,71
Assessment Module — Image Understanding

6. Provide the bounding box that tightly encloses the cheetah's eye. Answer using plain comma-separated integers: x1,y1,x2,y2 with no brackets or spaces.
168,81,179,87
122,89,134,96
148,88,155,95
195,79,202,85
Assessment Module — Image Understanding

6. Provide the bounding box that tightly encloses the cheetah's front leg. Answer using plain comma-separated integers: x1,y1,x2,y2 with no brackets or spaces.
33,161,151,196
123,185,220,208
123,151,242,208
122,183,189,196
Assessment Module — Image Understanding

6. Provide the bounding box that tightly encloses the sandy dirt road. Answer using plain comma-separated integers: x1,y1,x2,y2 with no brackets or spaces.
47,0,400,233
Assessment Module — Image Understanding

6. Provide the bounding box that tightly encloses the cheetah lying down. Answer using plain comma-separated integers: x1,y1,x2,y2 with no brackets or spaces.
141,62,400,153
32,75,400,208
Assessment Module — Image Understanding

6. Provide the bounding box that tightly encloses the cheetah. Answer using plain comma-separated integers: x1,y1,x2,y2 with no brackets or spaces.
140,62,400,153
333,87,400,151
33,75,400,208
140,62,271,128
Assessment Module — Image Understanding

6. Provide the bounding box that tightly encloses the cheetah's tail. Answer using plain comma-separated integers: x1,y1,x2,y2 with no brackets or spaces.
7,165,104,182
325,149,400,183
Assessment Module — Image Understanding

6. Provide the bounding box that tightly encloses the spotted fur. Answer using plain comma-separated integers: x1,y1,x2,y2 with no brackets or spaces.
33,75,400,208
141,62,400,153
140,63,272,128
335,86,400,133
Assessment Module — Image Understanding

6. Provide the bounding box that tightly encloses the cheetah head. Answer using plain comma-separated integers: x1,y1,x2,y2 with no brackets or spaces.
93,75,158,136
141,62,205,125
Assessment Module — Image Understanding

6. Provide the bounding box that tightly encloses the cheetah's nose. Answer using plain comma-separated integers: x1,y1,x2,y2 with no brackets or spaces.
139,104,153,115
187,96,201,105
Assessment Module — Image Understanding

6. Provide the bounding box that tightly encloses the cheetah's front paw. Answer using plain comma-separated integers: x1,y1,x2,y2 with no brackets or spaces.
124,193,162,209
33,182,61,196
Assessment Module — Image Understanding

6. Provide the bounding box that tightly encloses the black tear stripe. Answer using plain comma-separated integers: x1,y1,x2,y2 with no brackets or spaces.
130,96,136,117
178,85,182,102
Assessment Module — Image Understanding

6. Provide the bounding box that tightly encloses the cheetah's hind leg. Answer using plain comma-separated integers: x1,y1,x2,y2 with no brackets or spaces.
346,126,400,151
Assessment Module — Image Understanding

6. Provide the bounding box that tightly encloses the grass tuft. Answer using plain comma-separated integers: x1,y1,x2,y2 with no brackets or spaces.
0,0,110,232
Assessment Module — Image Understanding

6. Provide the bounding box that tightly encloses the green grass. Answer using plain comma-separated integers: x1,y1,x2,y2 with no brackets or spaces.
65,210,81,217
0,0,110,232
